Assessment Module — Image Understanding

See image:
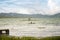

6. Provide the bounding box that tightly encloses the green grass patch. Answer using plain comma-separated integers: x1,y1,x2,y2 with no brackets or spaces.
40,36,60,40
0,35,60,40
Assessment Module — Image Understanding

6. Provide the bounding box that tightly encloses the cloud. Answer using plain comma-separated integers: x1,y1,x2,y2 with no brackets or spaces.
0,0,60,15
0,7,30,14
47,0,60,15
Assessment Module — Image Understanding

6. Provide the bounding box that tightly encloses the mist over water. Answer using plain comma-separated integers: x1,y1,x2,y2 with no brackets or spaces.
0,18,60,37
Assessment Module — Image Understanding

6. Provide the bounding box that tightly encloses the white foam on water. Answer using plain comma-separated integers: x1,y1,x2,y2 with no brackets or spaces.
0,23,60,37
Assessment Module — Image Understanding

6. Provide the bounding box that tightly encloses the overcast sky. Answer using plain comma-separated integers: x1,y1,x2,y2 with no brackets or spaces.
0,0,60,15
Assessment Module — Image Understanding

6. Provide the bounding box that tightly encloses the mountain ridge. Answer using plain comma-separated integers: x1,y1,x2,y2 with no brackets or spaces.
0,13,60,18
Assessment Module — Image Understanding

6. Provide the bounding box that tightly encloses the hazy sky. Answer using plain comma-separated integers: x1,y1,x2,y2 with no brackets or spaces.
0,0,60,15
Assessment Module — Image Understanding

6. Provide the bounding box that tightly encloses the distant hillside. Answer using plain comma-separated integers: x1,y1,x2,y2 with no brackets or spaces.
0,13,60,18
51,13,60,18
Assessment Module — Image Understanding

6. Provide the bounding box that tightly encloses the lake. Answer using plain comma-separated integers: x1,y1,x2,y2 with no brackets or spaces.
0,18,60,37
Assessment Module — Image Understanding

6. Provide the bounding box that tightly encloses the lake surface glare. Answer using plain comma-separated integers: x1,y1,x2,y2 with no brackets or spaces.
0,18,60,37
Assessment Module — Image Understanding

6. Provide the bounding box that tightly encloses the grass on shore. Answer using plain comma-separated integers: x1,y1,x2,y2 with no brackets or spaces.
0,35,60,40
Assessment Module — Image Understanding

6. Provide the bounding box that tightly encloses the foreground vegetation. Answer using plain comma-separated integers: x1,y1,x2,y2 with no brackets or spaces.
0,35,60,40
